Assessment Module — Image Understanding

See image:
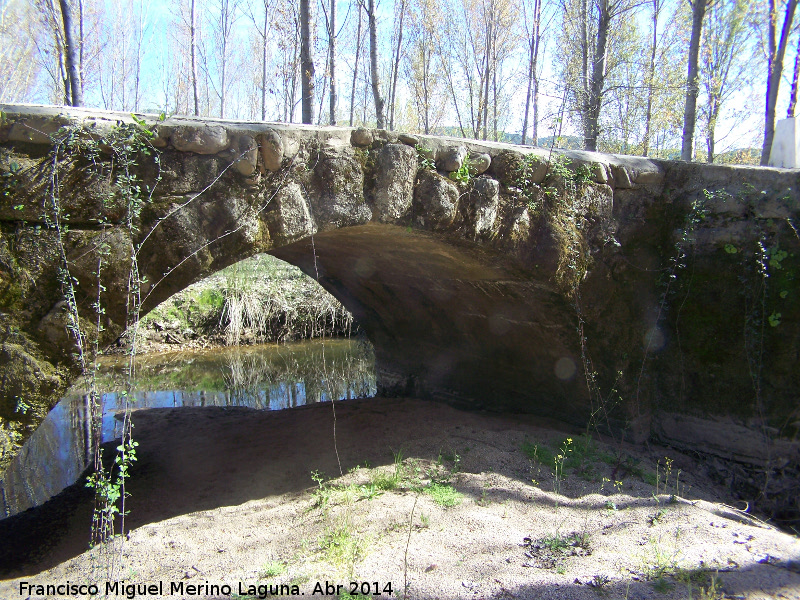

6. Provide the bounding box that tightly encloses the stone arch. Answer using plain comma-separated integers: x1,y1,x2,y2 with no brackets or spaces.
2,105,799,484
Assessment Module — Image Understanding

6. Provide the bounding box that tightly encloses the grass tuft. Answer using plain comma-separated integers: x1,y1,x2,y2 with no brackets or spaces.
425,483,462,507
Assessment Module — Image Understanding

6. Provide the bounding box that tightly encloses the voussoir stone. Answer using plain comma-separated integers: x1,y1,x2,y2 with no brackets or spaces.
373,144,418,222
271,181,316,242
398,133,419,146
631,167,664,185
151,124,172,148
610,164,633,189
437,145,468,172
171,125,229,154
466,152,491,176
8,115,73,144
414,169,459,230
233,135,259,176
351,128,374,147
471,177,500,237
259,129,284,172
489,149,526,184
593,163,609,184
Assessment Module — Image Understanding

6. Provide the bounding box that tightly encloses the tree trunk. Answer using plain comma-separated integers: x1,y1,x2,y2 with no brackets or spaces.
329,0,336,125
78,0,84,98
481,13,491,140
220,2,228,119
388,0,405,130
789,30,800,118
191,0,199,116
59,0,83,106
761,0,798,164
680,0,708,161
300,0,315,124
521,0,540,146
642,0,660,156
350,3,362,126
262,8,268,120
367,0,385,128
583,0,611,152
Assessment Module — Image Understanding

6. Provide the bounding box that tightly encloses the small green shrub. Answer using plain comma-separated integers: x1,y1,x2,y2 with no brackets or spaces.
259,561,286,578
521,440,556,468
426,483,462,507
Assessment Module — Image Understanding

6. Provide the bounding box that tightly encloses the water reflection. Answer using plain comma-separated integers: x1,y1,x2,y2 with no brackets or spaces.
0,339,375,518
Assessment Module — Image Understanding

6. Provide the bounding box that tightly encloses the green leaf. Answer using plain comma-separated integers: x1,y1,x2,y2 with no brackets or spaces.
768,312,782,327
724,244,738,254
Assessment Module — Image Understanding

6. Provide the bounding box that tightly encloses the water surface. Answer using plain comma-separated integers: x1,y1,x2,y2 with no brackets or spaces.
0,339,375,518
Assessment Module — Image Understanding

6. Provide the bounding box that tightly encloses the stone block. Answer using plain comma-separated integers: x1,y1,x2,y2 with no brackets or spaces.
233,135,259,176
373,144,417,222
466,152,491,176
351,128,373,147
171,125,229,154
258,130,283,172
769,118,800,168
437,145,468,172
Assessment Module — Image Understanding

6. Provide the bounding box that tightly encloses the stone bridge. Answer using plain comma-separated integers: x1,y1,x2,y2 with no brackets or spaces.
1,105,798,517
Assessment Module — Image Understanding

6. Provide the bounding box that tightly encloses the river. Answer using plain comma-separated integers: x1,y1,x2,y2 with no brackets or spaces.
0,339,375,518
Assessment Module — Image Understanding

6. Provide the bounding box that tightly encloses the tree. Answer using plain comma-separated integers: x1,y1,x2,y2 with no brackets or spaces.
349,0,364,125
680,0,710,161
520,0,543,145
558,0,646,151
405,0,446,133
365,0,385,127
387,0,407,130
699,0,751,163
324,0,336,124
642,0,664,156
788,24,800,117
760,0,798,165
0,0,41,102
191,0,200,115
59,0,84,106
300,0,314,123
243,0,276,120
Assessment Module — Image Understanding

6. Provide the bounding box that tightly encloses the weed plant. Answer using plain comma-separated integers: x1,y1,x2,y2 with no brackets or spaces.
425,482,462,507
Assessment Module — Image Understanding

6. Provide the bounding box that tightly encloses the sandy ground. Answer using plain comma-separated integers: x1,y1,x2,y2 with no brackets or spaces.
1,397,799,600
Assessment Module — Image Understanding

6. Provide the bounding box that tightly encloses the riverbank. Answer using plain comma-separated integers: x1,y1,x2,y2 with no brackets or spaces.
109,254,355,354
2,397,799,599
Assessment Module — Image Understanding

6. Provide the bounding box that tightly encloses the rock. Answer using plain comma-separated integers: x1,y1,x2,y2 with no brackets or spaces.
414,169,459,230
416,144,436,162
259,129,284,172
593,163,609,184
151,124,172,148
489,149,527,184
471,177,500,237
171,125,229,154
36,301,71,350
398,133,419,146
466,152,491,175
437,145,468,172
8,115,73,144
610,164,633,189
631,167,664,185
271,182,316,241
282,136,300,159
351,128,374,147
233,135,259,176
310,148,371,229
373,144,418,222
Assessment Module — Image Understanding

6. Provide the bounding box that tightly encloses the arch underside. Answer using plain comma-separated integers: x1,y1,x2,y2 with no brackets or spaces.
270,224,589,422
